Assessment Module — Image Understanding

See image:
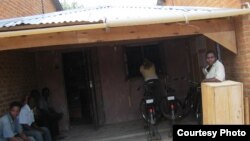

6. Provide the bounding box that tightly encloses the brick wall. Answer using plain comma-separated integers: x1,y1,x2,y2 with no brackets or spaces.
171,0,241,8
233,11,250,96
0,0,57,19
0,51,37,115
0,0,56,114
170,0,250,123
170,0,250,94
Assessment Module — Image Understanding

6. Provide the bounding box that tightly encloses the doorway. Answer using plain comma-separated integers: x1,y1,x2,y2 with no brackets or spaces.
62,50,98,125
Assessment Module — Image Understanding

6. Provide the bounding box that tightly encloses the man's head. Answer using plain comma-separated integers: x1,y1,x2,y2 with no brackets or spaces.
142,59,153,69
28,95,37,109
22,94,30,104
42,87,50,99
9,101,22,119
206,51,217,66
30,89,40,100
22,93,37,109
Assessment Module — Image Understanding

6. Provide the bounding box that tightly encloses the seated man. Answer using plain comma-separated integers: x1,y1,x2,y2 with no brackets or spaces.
0,102,34,141
19,94,52,141
38,88,63,139
202,51,225,82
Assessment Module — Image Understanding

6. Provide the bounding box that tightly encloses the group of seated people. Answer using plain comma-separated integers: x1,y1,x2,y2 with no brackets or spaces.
0,88,63,141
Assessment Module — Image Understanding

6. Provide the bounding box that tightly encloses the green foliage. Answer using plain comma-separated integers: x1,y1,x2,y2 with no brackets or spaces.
61,0,85,10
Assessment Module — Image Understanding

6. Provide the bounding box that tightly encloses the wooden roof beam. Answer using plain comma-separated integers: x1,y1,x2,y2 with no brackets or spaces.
0,18,234,51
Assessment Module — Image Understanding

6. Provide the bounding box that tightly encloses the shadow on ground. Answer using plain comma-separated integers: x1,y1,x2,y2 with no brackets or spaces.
60,115,198,141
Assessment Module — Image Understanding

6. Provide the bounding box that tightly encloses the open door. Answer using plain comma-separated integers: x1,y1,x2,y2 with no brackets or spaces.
85,48,100,128
62,49,99,127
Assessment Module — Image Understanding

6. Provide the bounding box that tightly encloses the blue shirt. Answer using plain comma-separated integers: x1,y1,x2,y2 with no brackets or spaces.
0,113,23,140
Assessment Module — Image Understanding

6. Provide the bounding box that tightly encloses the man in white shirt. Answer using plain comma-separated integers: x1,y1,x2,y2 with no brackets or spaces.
19,95,52,141
202,51,225,82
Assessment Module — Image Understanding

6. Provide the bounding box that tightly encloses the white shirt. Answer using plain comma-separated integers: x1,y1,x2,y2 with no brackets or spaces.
202,60,225,81
19,104,35,126
140,64,158,81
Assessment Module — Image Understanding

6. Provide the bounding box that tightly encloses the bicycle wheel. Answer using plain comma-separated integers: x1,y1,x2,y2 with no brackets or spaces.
182,96,192,117
196,100,203,124
140,99,148,122
147,120,161,141
160,98,183,120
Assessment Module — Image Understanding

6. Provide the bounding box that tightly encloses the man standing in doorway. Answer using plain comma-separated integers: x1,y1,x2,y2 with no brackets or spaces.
202,51,225,82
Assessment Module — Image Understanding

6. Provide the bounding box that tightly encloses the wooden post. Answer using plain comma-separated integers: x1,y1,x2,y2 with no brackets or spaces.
201,80,244,124
244,96,250,124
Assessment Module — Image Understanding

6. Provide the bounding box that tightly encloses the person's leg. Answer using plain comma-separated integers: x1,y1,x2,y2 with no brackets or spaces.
24,130,44,141
0,138,6,141
16,137,24,141
47,118,56,139
51,112,63,136
54,120,59,136
41,127,52,141
28,136,36,141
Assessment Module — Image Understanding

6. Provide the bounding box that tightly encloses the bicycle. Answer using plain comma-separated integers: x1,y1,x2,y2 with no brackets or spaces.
160,86,183,137
183,81,202,124
139,80,161,141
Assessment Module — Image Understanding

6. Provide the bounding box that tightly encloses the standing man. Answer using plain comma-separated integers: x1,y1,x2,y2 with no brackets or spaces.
19,94,52,141
140,59,164,111
0,102,33,141
140,59,158,82
202,51,225,82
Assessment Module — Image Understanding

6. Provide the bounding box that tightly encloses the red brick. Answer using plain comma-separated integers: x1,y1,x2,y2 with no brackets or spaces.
171,0,241,8
0,52,37,116
0,0,58,115
0,0,57,19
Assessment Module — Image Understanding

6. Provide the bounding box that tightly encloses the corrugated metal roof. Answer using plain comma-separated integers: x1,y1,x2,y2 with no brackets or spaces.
0,6,241,29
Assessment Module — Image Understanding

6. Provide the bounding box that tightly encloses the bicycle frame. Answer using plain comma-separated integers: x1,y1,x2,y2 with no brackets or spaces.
183,81,202,123
141,81,161,140
142,81,157,123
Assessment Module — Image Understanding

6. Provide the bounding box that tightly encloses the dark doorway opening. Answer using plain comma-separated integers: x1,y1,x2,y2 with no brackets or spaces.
124,44,163,79
62,50,98,125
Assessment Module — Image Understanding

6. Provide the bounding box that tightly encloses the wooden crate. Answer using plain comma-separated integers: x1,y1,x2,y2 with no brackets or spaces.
201,80,244,124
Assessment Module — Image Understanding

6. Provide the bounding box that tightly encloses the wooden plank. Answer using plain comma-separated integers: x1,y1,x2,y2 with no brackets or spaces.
204,31,237,54
0,31,78,50
229,85,244,124
202,83,216,124
244,96,250,124
202,81,244,124
214,87,230,124
0,18,234,51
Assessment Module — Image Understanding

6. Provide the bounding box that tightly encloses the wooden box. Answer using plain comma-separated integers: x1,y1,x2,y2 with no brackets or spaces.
201,80,244,124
